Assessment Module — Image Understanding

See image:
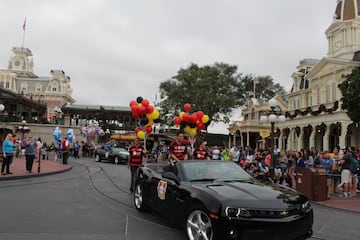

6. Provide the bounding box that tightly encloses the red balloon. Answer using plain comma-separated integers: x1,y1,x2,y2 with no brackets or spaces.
190,114,198,123
142,99,150,108
132,112,139,120
145,125,153,134
138,105,147,115
184,103,192,112
146,105,154,114
129,100,137,107
197,111,204,120
183,113,191,123
196,122,205,130
135,127,142,133
174,116,181,125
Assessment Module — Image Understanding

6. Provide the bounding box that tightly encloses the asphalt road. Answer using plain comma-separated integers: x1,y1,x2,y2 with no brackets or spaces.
0,157,359,240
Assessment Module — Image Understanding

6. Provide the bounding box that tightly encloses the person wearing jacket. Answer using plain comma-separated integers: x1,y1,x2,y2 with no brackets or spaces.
24,135,36,173
2,133,14,175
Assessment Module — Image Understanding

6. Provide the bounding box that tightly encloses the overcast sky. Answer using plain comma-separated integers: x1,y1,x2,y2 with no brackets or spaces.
0,0,336,133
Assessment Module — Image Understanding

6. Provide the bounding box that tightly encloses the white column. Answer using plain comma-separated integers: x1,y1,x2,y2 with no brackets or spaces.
246,131,250,146
297,131,303,151
339,123,348,148
309,127,316,149
323,127,330,151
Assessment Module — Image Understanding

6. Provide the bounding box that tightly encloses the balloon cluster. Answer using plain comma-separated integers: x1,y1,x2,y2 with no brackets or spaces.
53,127,62,141
129,96,160,139
81,125,105,140
67,129,75,143
173,103,210,137
53,126,62,149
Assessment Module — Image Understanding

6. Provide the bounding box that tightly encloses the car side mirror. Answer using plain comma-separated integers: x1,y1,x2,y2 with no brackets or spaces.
162,172,180,185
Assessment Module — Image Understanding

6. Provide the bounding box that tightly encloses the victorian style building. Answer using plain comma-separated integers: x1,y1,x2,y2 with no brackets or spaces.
230,0,360,152
0,47,75,121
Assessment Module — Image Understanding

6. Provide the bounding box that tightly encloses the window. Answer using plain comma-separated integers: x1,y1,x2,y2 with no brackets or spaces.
51,82,59,92
21,82,28,91
317,88,320,104
36,84,42,92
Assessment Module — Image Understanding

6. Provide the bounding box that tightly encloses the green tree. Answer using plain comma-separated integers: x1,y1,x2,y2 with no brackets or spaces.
158,62,286,125
338,67,360,123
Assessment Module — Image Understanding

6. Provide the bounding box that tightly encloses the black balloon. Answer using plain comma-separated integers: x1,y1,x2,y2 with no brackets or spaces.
180,121,187,128
136,96,143,103
140,117,149,126
190,123,196,128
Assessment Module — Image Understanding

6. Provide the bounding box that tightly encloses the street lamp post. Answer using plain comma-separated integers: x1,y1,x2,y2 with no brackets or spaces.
260,98,286,173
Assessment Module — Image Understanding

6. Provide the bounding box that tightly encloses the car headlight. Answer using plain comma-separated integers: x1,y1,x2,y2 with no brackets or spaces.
301,201,311,211
225,207,251,218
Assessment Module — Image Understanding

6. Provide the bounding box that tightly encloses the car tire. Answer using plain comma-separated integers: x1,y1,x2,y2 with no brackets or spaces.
185,205,214,240
114,157,119,164
134,182,147,212
95,155,101,162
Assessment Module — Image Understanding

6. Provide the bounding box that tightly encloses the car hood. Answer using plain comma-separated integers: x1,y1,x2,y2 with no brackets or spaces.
191,180,304,208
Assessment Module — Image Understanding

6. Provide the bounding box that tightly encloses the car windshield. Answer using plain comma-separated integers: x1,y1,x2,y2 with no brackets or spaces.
179,160,252,182
112,147,127,153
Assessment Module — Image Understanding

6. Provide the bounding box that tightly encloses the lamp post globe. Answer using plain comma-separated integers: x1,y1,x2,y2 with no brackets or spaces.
0,104,5,112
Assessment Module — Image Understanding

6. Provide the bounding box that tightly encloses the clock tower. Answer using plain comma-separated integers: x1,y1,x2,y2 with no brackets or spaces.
8,47,34,72
326,0,360,59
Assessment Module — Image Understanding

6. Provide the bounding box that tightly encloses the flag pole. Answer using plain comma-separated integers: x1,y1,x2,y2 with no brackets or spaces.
21,17,26,48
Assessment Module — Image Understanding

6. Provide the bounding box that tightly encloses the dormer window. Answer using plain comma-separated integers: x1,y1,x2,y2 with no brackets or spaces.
21,82,28,91
36,83,42,92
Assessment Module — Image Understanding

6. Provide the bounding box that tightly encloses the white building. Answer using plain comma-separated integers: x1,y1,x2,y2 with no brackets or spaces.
230,0,360,152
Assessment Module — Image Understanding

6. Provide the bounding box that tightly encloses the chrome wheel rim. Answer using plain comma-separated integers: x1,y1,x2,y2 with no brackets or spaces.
134,184,143,209
186,210,213,240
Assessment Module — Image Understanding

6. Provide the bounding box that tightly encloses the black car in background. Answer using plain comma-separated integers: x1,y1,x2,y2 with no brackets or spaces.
94,147,129,164
134,160,313,240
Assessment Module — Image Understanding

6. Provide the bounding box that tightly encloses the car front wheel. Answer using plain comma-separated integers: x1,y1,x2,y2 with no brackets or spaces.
186,206,214,240
134,182,147,212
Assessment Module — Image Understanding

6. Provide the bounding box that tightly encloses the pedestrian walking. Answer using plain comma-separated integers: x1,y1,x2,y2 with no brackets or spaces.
128,138,145,192
24,135,36,173
61,137,69,164
1,133,14,175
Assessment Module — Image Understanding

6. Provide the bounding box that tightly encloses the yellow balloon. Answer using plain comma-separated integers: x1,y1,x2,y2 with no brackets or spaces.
184,125,191,133
146,119,154,126
137,103,142,108
189,128,197,137
150,109,160,119
179,111,185,119
137,130,145,140
202,115,209,123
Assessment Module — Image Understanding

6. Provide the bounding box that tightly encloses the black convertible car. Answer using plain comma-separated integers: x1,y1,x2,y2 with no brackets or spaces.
134,160,313,240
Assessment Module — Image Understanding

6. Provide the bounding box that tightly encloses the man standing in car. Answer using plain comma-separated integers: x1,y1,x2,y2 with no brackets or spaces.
169,131,188,165
128,138,145,193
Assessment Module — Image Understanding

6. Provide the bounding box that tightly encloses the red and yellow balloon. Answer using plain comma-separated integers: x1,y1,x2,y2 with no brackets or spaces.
173,103,209,137
130,96,160,139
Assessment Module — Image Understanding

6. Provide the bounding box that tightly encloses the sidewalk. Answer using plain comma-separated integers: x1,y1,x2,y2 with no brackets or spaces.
0,157,72,181
315,191,360,213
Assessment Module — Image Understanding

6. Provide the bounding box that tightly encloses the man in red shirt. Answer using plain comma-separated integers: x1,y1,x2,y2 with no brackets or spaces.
193,141,210,160
169,131,188,165
128,138,145,192
61,137,69,164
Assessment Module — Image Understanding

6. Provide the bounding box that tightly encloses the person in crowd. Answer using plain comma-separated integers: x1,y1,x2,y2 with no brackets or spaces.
222,148,232,161
169,131,188,165
339,153,353,197
321,151,334,199
193,141,210,160
1,133,14,175
74,141,81,159
232,146,240,164
278,150,289,175
61,137,69,164
35,137,43,162
23,135,36,173
128,138,145,193
211,145,220,160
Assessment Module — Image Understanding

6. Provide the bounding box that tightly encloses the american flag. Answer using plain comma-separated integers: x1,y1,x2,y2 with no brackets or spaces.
22,17,26,30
